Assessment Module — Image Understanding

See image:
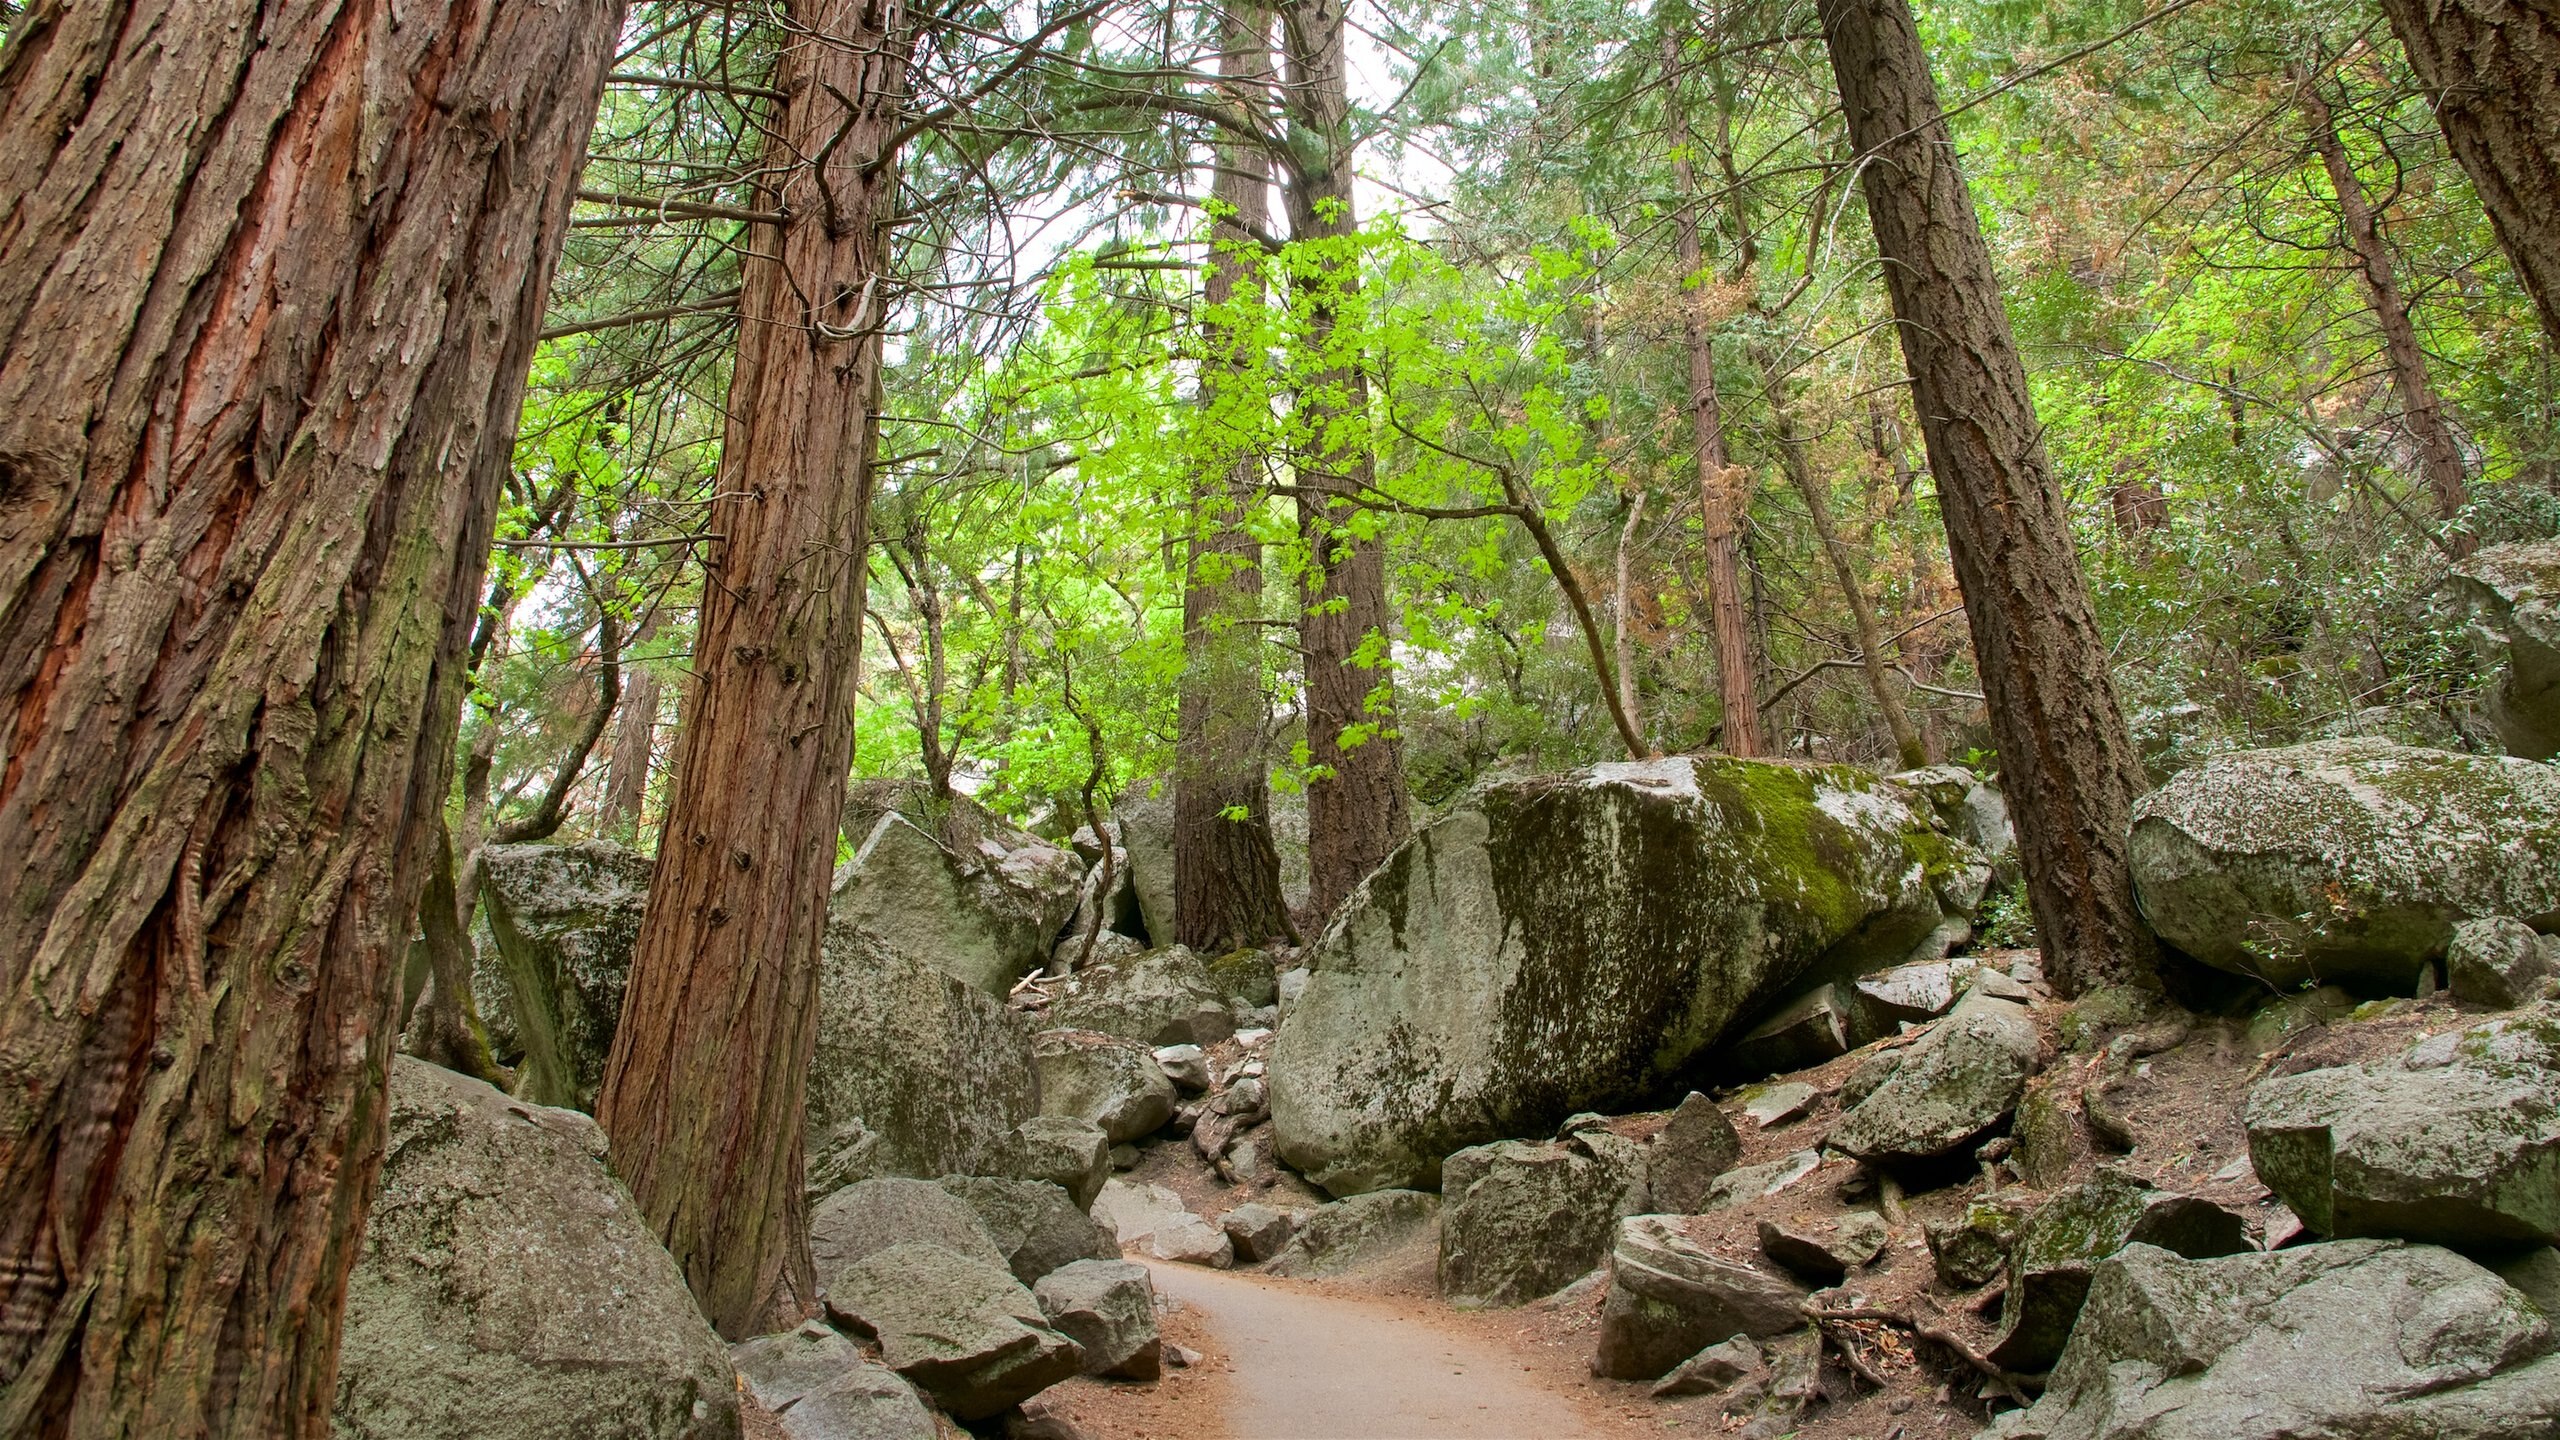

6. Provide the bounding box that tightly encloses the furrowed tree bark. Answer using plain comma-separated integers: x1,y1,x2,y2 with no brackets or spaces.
604,616,665,834
2375,0,2560,349
1662,28,1767,756
2297,68,2471,539
1175,0,1292,952
0,0,622,1430
1281,0,1409,921
596,0,906,1341
1817,0,2159,995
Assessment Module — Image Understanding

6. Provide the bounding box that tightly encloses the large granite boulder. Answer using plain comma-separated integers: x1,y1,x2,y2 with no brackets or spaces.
1047,945,1235,1046
808,922,1038,1192
1986,1167,2252,1372
810,1177,1008,1288
1593,1214,1808,1380
334,1059,737,1440
472,841,654,1111
729,1322,936,1440
1270,757,1986,1193
1646,1092,1743,1214
1033,1259,1162,1381
1113,792,1178,946
2128,739,2560,990
1829,986,2039,1163
1031,1029,1176,1144
995,1116,1111,1211
935,1176,1117,1286
1439,1133,1646,1306
2449,538,2560,760
2245,1001,2560,1247
831,782,1084,997
1983,1240,2560,1440
1268,1190,1442,1277
820,1242,1083,1421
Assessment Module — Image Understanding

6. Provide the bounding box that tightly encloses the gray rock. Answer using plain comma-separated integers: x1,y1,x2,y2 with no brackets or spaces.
1152,1043,1211,1092
1982,1240,2560,1440
1887,763,2016,891
2245,1001,2560,1247
1145,1210,1235,1268
1114,793,1178,946
936,1177,1117,1286
1204,948,1280,1009
1741,1083,1819,1129
1033,1259,1161,1380
472,841,654,1111
1269,1190,1442,1277
1593,1214,1808,1380
1722,984,1854,1079
1649,1336,1764,1398
333,1059,737,1440
1032,1029,1177,1144
995,1116,1111,1212
1987,1167,2253,1373
2448,917,2560,1009
730,1321,936,1440
1049,945,1235,1046
2496,1246,2560,1319
1648,1092,1743,1213
1851,955,1983,1036
1090,1179,1189,1247
1108,1143,1139,1170
1218,1076,1268,1115
1756,1212,1886,1284
1926,1195,2029,1289
1830,990,2039,1163
1699,1150,1823,1211
1221,1202,1306,1263
832,785,1085,997
2448,537,2560,760
1439,1137,1645,1306
1050,927,1146,973
820,1242,1083,1421
2128,739,2560,990
1269,757,1985,1194
811,1177,1007,1286
810,923,1038,1190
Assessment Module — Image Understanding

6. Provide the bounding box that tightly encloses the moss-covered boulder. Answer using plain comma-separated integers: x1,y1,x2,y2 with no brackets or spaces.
1268,757,1985,1194
2129,739,2560,991
831,782,1084,997
2449,538,2560,761
472,841,655,1111
1046,944,1234,1046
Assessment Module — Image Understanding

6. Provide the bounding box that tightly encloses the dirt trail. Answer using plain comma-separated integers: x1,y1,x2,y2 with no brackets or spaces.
1142,1260,1613,1439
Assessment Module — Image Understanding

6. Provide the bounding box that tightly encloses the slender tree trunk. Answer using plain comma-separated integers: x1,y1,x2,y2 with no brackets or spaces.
1817,0,2159,996
596,0,906,1341
1614,490,1648,735
604,619,664,834
1281,0,1409,920
2375,0,2560,349
400,823,505,1084
2298,68,2472,537
1662,30,1766,756
0,0,618,1430
1176,0,1292,952
1753,346,1928,769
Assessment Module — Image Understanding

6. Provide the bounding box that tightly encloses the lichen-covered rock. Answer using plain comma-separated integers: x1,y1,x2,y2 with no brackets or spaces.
995,1116,1111,1212
811,1177,1008,1313
1114,792,1179,946
2128,739,2560,990
1593,1214,1808,1381
1221,1202,1307,1263
1647,1092,1743,1213
1270,757,1984,1194
334,1059,738,1440
1830,988,2039,1163
1438,1136,1644,1306
936,1177,1117,1286
1092,1180,1197,1246
2245,1002,2560,1247
1721,983,1855,1078
1032,1029,1177,1143
1927,1195,2030,1289
1204,948,1280,1008
1757,1212,1886,1285
2448,538,2560,760
472,841,655,1111
1047,945,1234,1046
1034,1260,1161,1381
809,922,1038,1189
819,1242,1084,1421
1852,955,1985,1037
1982,1240,2560,1440
729,1322,936,1440
1986,1167,2252,1372
831,785,1084,997
1268,1190,1442,1277
2448,917,2560,1009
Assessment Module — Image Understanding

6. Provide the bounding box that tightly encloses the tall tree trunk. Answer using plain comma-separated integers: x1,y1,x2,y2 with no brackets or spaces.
604,619,664,834
1661,30,1767,756
1614,489,1648,735
2298,68,2472,538
1281,0,1409,920
1753,346,1929,769
596,0,906,1341
400,823,505,1084
0,0,618,1429
1817,0,2159,996
1176,0,1292,952
2375,0,2560,349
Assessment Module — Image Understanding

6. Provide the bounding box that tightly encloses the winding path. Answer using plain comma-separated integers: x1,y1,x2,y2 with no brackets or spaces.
1142,1261,1601,1439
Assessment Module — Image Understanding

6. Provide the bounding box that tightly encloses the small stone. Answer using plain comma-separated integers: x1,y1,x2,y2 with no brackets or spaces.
1221,1202,1305,1263
1147,1211,1235,1268
1648,1092,1743,1213
1163,1344,1202,1369
1153,1043,1211,1092
1723,984,1854,1078
1699,1150,1822,1211
1108,1143,1139,1170
1756,1215,1883,1284
1649,1336,1764,1398
1742,1082,1819,1128
1830,991,2039,1164
1924,1196,2029,1289
1216,1076,1268,1115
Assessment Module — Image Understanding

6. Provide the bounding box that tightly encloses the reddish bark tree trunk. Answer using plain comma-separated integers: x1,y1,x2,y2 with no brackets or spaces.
2376,0,2560,349
1817,0,2159,995
0,0,620,1430
604,621,664,833
595,0,906,1341
1176,0,1293,952
1282,0,1409,921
